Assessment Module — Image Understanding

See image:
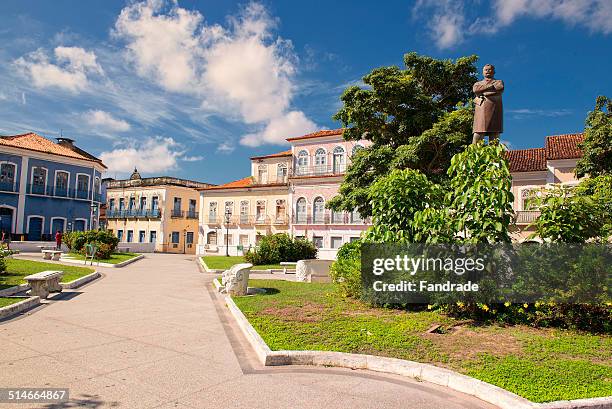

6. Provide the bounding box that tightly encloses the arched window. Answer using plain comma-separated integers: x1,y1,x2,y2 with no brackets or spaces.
352,144,364,156
31,167,47,195
314,148,326,174
296,198,307,223
0,163,16,192
313,197,325,223
240,200,249,224
333,146,345,174
257,164,268,184
297,151,308,175
277,163,287,182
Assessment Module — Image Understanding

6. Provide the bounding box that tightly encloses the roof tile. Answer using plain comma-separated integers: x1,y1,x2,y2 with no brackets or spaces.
506,148,547,172
286,129,344,142
545,133,584,160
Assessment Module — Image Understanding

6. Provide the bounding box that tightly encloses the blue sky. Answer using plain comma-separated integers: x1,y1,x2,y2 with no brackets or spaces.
0,0,610,184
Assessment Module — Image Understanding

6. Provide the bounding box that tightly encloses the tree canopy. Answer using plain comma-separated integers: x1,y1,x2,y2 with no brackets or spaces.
328,52,478,216
575,95,611,178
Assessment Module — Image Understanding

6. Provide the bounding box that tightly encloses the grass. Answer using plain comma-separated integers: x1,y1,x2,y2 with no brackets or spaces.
202,256,286,271
233,279,612,403
0,259,95,289
66,252,141,264
0,297,25,308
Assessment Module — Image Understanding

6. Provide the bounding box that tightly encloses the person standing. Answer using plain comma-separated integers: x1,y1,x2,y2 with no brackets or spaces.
55,230,63,251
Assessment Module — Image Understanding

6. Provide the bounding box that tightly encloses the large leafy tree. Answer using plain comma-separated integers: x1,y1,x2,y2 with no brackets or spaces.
575,95,611,178
329,52,478,216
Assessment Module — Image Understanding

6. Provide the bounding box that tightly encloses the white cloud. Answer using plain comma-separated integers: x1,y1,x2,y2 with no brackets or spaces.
216,141,235,154
113,1,318,146
100,136,184,175
182,155,203,162
413,0,612,49
508,108,573,119
14,46,102,92
83,109,131,132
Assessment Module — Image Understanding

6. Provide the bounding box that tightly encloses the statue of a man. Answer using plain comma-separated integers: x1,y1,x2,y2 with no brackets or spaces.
472,64,504,144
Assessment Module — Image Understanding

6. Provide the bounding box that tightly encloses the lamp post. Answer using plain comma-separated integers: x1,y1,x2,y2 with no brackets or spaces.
90,202,98,230
224,207,231,257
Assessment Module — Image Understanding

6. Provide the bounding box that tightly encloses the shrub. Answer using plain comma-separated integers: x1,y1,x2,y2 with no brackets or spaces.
79,242,114,259
245,234,317,265
0,253,5,273
330,239,362,298
66,230,118,259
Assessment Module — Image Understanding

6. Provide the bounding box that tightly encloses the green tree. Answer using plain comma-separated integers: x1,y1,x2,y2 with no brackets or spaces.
575,96,611,178
328,53,478,217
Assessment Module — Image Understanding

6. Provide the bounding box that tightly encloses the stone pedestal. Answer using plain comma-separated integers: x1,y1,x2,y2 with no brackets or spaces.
222,263,253,296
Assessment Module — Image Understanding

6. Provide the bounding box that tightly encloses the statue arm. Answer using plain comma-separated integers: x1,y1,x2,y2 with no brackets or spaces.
473,82,496,94
493,80,504,92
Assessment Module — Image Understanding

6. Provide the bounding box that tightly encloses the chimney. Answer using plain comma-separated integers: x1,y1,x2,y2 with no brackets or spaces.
56,137,75,148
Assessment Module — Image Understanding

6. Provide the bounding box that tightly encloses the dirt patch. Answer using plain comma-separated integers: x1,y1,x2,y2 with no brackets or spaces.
260,301,326,323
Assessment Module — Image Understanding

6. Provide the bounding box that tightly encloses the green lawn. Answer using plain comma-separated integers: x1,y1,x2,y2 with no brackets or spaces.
233,279,612,403
0,297,25,308
66,252,141,264
0,259,95,289
202,256,286,271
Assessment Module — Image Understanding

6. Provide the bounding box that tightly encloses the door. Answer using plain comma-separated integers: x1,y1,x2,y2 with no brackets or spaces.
28,217,43,241
0,207,13,234
51,219,65,234
73,220,85,232
150,230,157,243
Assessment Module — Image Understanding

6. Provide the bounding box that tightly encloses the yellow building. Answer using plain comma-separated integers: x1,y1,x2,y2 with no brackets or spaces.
105,169,212,254
197,151,291,255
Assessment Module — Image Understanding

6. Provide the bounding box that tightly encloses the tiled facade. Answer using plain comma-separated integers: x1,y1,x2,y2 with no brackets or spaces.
0,133,105,239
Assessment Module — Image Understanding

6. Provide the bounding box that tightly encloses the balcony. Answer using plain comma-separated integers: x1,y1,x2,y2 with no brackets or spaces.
186,211,199,219
0,181,19,193
75,189,89,199
171,209,184,218
26,184,101,201
292,212,369,225
514,210,540,225
251,175,289,185
290,164,347,178
106,209,161,219
207,215,221,224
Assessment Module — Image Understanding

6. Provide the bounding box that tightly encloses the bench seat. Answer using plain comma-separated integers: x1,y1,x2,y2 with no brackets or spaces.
41,250,62,261
24,270,64,299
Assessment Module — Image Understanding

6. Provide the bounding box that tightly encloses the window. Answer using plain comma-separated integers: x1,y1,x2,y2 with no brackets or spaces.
296,198,307,223
333,146,345,173
129,197,136,210
109,198,115,211
521,189,539,210
258,164,268,184
256,200,266,222
331,210,344,224
139,230,146,243
127,230,133,243
352,144,364,156
350,209,363,223
277,163,287,182
240,200,249,223
239,234,249,247
313,236,324,249
171,231,180,244
151,196,159,210
150,230,157,243
276,199,286,222
55,171,69,196
173,197,181,211
209,202,218,221
188,199,197,218
0,163,16,191
94,177,101,194
314,148,326,174
117,230,124,241
331,236,343,249
119,198,125,211
186,231,194,244
349,236,360,243
313,197,325,223
76,174,89,198
297,150,308,175
31,167,47,194
224,201,234,219
207,231,217,245
140,197,147,210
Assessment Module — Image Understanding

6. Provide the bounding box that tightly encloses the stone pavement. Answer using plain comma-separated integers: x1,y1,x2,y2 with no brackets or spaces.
0,253,497,409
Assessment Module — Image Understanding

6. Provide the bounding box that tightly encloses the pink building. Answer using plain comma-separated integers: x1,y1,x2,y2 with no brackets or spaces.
287,129,371,259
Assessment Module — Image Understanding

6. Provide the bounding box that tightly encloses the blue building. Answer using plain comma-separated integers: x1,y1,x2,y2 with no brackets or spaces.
0,132,106,240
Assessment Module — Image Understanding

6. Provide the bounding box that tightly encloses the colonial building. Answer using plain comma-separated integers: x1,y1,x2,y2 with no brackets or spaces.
105,170,212,254
0,132,106,240
197,151,292,255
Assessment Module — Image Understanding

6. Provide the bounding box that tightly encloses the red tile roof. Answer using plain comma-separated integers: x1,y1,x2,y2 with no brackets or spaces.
506,148,547,172
286,129,344,142
545,133,584,160
201,176,253,190
0,132,106,168
250,149,292,160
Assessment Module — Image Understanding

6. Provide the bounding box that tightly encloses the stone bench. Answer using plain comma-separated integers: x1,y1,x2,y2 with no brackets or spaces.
221,263,253,296
296,259,333,283
280,261,297,274
24,270,64,299
41,250,62,261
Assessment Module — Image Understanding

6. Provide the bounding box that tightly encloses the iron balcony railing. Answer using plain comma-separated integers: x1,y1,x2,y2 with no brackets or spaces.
207,214,289,225
514,210,541,225
26,184,102,202
0,181,19,193
251,175,289,185
171,209,184,218
290,163,347,178
106,209,161,219
186,211,199,219
292,212,369,225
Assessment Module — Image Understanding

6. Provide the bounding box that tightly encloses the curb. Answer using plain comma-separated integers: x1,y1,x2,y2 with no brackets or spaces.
199,258,221,273
0,284,30,297
61,271,101,289
212,277,223,292
199,258,296,275
59,254,144,268
0,296,41,320
224,295,612,409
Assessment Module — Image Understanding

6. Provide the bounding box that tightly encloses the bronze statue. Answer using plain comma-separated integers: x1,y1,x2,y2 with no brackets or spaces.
472,64,504,144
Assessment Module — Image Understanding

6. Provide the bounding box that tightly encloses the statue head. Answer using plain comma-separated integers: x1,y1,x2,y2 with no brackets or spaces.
483,64,495,79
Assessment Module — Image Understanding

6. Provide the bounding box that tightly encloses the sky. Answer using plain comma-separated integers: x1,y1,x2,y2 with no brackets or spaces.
0,0,610,184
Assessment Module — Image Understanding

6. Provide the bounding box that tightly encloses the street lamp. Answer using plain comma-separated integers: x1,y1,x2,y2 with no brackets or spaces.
224,207,232,257
90,202,98,230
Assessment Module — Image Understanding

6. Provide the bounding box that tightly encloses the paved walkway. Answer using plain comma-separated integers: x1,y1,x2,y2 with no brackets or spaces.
0,254,497,409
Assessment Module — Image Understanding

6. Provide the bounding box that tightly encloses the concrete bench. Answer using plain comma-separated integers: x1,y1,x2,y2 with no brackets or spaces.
280,261,297,274
296,259,333,283
41,250,62,261
221,263,253,296
24,270,64,299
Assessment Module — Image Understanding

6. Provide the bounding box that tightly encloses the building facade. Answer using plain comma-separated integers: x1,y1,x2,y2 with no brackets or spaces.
0,133,105,240
105,170,212,254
